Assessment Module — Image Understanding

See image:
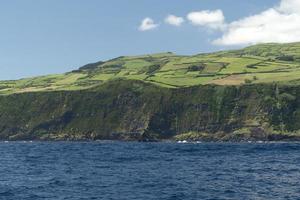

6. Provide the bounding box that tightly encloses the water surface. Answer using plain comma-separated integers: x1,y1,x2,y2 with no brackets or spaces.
0,141,299,200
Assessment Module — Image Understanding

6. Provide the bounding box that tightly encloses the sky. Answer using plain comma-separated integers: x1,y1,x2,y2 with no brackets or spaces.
1,0,299,80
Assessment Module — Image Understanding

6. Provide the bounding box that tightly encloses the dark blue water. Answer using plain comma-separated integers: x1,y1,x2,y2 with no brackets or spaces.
0,142,300,200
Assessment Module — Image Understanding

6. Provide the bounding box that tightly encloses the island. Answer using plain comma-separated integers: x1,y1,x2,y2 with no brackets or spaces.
1,42,300,141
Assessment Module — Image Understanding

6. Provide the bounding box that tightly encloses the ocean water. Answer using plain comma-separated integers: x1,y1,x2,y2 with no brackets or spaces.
0,142,299,200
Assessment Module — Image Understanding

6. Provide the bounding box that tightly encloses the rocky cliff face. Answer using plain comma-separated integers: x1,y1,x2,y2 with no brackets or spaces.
0,79,300,141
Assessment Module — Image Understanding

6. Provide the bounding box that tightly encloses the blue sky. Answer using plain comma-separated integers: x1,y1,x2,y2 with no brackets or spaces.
0,0,288,80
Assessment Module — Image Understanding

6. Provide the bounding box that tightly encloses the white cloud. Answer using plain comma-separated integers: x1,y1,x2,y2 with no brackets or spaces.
138,18,159,31
278,0,300,14
187,10,225,30
165,15,184,26
214,0,300,45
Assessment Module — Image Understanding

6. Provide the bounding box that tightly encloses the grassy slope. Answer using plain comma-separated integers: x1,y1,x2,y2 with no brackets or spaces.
1,43,300,141
1,42,300,95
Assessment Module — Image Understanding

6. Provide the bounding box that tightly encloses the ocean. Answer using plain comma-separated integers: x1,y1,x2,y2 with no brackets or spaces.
0,141,299,200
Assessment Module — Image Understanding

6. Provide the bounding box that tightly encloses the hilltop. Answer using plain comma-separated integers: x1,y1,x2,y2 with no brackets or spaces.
1,43,300,141
1,42,300,95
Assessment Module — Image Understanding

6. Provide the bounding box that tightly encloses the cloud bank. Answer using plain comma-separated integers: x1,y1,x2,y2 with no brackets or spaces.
214,0,300,45
139,0,300,46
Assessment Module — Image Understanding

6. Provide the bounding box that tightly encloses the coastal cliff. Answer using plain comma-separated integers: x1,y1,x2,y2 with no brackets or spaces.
1,79,300,141
2,43,300,141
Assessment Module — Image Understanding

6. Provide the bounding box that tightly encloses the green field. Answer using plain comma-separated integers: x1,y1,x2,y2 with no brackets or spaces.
1,42,300,95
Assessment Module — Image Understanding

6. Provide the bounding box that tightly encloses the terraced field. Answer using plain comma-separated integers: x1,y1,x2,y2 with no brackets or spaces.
1,42,300,94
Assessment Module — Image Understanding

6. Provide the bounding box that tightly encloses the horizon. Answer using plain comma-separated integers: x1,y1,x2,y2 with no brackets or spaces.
1,0,300,80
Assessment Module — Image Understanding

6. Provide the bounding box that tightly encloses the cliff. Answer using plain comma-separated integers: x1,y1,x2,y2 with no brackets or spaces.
1,79,300,141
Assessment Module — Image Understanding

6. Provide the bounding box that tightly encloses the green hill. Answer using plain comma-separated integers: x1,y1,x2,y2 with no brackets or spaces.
2,43,300,141
1,42,300,95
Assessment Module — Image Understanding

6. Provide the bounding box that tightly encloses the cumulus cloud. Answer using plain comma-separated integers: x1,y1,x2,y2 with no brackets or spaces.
165,15,184,26
138,18,159,31
214,0,300,45
187,10,225,30
278,0,300,14
137,0,300,46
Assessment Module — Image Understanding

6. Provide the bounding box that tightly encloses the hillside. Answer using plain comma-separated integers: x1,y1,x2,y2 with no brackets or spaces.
1,42,300,95
1,43,300,141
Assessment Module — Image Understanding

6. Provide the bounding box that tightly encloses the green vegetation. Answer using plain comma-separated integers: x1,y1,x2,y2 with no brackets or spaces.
1,80,300,141
2,42,300,95
1,43,300,141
